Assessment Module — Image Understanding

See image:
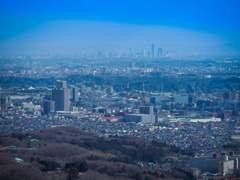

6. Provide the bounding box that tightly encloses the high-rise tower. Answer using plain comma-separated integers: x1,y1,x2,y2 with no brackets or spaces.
56,80,67,89
157,48,162,57
151,44,155,58
52,80,70,111
43,100,55,115
72,87,78,102
127,79,129,99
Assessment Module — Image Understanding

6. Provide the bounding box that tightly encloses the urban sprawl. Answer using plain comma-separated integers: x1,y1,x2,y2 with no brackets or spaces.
1,51,240,177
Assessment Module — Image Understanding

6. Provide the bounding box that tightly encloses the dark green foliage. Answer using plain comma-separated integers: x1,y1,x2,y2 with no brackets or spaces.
88,154,99,160
132,172,142,180
152,171,159,178
38,160,61,171
151,140,166,148
65,161,88,172
0,127,196,180
153,141,194,156
173,168,196,180
144,176,153,180
71,138,166,163
160,173,165,178
71,138,193,164
30,157,35,162
98,166,108,174
122,165,126,172
11,132,29,141
67,167,79,180
170,145,194,156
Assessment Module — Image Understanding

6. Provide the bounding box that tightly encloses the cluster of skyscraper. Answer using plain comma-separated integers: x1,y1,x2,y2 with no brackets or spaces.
71,44,164,59
151,44,162,58
43,80,78,115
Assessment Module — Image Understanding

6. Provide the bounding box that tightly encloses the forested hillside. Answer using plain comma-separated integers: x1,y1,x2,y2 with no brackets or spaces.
0,126,194,180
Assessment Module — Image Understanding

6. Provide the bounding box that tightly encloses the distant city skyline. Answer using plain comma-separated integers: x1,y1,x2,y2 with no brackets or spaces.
0,0,239,56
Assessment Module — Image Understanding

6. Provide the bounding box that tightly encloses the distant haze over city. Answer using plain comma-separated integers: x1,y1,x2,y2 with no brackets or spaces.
0,20,237,56
0,0,240,56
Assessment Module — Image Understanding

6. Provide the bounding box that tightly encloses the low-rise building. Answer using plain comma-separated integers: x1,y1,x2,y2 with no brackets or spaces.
125,114,157,124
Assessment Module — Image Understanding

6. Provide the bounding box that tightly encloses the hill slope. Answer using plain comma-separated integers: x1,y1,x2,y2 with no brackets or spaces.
0,126,194,180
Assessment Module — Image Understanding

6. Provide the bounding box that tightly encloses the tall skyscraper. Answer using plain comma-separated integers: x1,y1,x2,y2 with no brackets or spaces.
45,92,52,100
151,44,155,57
43,100,55,115
157,48,162,57
52,80,70,111
1,96,9,112
141,50,146,57
72,87,78,102
56,80,67,89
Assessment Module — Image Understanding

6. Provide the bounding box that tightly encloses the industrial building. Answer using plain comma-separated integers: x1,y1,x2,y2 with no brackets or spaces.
189,117,221,123
21,102,34,110
173,95,188,104
190,152,238,174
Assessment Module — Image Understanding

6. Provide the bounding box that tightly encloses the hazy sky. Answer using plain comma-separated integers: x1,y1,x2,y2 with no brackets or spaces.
0,0,240,56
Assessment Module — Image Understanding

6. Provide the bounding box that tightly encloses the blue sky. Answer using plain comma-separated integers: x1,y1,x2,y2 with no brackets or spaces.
0,0,240,55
